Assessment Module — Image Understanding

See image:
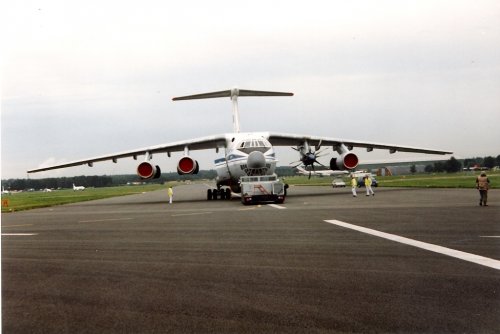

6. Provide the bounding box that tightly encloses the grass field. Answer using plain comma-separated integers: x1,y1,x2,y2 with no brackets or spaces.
2,172,497,212
376,171,499,189
1,183,168,213
285,171,499,189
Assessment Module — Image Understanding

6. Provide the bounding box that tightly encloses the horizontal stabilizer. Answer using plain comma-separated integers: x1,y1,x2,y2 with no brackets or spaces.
172,88,293,101
238,89,294,97
172,90,231,100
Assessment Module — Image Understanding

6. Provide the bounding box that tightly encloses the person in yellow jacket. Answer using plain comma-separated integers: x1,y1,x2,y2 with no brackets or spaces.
364,175,375,196
476,172,490,206
351,175,357,197
167,186,174,204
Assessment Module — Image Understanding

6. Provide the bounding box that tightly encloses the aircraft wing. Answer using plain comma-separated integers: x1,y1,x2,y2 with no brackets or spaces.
266,132,453,155
28,131,452,174
27,134,228,173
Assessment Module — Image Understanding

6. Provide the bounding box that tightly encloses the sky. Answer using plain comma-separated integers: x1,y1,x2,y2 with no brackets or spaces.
2,0,500,179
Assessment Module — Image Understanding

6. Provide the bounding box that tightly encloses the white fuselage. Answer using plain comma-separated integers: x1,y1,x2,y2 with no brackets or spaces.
213,132,277,191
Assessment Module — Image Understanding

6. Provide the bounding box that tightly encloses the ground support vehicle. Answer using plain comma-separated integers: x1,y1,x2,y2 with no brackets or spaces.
240,174,287,205
356,176,378,187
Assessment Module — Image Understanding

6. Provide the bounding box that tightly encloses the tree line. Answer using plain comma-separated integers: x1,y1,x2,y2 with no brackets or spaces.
2,170,217,191
1,168,299,191
423,155,500,173
462,156,500,169
3,175,114,191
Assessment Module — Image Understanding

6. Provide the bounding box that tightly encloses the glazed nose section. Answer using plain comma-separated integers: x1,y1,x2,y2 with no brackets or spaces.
247,151,266,169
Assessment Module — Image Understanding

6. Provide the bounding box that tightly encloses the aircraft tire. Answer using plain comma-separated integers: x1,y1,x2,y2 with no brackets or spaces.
207,189,212,200
220,190,226,200
225,188,231,200
212,189,218,200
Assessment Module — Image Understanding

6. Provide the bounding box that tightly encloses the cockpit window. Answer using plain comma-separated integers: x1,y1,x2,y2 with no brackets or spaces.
236,138,272,153
238,139,270,148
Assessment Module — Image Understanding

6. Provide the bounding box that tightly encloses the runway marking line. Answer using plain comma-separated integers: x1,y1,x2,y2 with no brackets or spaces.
79,218,134,223
325,220,500,271
268,204,287,209
172,212,213,217
2,233,38,236
2,224,33,228
480,236,500,238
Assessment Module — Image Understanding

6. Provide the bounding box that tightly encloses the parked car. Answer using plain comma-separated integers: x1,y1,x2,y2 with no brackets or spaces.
357,176,378,187
332,178,346,188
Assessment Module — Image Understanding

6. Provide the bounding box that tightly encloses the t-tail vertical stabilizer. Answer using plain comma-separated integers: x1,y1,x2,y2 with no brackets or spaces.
172,88,293,133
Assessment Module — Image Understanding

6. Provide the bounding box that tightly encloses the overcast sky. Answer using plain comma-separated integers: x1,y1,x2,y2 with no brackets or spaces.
2,0,499,179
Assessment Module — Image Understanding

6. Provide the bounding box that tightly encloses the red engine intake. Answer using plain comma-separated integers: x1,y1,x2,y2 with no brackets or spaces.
330,152,359,170
341,152,359,169
137,162,161,179
177,156,199,175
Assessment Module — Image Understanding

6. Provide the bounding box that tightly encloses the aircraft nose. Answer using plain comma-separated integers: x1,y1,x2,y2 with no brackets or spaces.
247,151,266,169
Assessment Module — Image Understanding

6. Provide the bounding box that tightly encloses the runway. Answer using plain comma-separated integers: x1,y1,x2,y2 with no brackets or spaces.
2,185,500,333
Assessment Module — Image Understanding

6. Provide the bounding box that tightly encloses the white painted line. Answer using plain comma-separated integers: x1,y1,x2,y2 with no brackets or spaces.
2,224,33,228
79,218,134,223
172,212,213,217
2,233,38,236
268,204,287,209
325,220,500,271
238,207,257,211
480,236,500,238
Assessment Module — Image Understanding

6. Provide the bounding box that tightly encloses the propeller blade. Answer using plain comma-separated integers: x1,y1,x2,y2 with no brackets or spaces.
315,140,323,151
314,159,326,167
316,148,328,155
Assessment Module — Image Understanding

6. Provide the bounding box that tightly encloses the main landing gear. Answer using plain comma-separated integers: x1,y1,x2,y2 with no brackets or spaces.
207,188,232,200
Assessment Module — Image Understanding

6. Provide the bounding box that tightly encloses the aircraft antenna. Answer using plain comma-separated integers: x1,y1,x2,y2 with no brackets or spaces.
173,88,293,133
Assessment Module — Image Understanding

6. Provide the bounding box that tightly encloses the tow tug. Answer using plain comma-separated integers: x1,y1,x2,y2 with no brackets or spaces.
239,174,288,205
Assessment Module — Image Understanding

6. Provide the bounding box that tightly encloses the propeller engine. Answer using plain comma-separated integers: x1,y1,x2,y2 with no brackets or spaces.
137,162,161,179
291,140,326,179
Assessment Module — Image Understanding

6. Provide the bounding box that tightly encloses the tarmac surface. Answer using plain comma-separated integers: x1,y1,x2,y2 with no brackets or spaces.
2,185,500,333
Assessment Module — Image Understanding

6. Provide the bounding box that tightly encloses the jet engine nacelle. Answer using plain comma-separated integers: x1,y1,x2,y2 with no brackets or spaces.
137,162,161,179
177,156,199,175
330,152,359,170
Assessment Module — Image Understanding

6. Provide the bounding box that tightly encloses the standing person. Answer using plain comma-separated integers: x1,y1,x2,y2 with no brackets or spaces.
365,175,375,196
167,186,174,204
351,175,357,197
476,172,490,206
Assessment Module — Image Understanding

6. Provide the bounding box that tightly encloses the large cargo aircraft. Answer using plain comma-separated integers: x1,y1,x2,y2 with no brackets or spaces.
28,88,452,198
